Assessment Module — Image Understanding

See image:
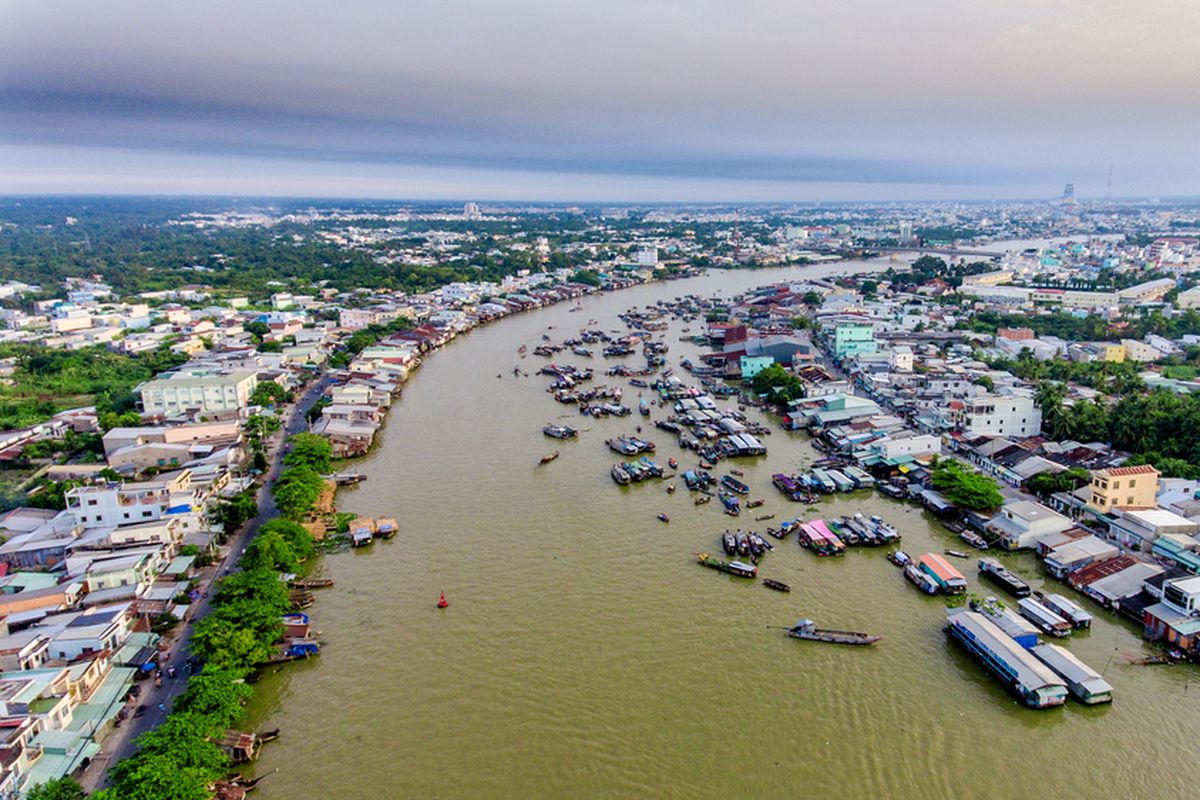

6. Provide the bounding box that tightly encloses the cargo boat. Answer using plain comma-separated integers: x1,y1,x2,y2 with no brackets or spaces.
945,609,1067,709
696,553,757,578
978,558,1031,598
785,618,880,646
904,563,939,594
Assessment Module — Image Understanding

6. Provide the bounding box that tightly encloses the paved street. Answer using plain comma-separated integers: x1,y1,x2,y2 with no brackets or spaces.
80,377,329,790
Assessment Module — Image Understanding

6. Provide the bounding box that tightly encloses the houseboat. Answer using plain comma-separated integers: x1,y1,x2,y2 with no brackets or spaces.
1018,597,1072,638
842,465,875,489
350,518,375,547
826,469,855,492
978,558,1031,598
1039,593,1093,629
1030,643,1113,704
969,595,1040,649
374,518,398,539
945,609,1068,709
918,553,967,595
772,473,804,500
809,468,837,493
904,563,939,595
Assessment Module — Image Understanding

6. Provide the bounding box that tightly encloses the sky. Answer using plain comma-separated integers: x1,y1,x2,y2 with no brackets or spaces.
1,0,1198,202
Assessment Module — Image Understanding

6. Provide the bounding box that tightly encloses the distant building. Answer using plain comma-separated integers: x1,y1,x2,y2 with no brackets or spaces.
962,393,1041,438
832,324,877,357
136,371,258,415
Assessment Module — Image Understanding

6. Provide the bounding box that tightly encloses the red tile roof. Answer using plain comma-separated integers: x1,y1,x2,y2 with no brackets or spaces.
1097,465,1159,477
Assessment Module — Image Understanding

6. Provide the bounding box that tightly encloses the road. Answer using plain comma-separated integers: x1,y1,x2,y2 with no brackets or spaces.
80,376,330,790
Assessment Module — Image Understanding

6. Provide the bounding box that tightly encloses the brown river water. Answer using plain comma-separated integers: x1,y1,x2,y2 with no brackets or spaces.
242,260,1198,799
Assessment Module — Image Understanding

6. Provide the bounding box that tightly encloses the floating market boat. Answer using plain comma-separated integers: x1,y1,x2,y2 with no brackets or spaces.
887,550,910,567
722,532,738,554
785,618,881,646
611,464,632,485
543,424,578,439
696,552,757,578
960,531,989,549
721,475,750,494
763,579,791,593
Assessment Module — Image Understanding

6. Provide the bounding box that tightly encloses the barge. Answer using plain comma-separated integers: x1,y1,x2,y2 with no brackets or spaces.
978,558,1031,598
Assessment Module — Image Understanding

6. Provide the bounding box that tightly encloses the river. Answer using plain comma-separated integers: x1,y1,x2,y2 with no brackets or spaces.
242,258,1197,799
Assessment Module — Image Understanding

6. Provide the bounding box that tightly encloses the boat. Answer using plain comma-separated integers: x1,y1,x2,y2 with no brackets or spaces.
977,558,1031,598
1018,597,1072,637
668,457,678,470
666,483,676,494
719,490,741,515
639,398,651,416
755,514,775,521
696,552,757,578
721,532,737,555
887,550,910,567
695,495,712,506
1030,643,1113,704
289,578,334,589
960,531,989,549
543,424,578,439
763,579,791,593
946,609,1067,709
720,475,750,494
917,553,967,594
328,472,367,485
904,563,940,594
539,452,560,465
374,518,398,539
437,591,448,609
657,513,670,523
878,482,906,499
785,618,880,646
1038,592,1093,629
746,498,764,509
611,464,632,485
944,549,970,559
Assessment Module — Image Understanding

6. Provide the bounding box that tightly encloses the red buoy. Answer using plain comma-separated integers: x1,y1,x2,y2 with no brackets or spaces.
437,591,448,609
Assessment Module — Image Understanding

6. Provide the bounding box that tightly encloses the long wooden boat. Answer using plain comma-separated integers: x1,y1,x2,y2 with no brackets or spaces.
696,552,757,578
763,579,791,593
289,578,334,589
720,475,750,494
785,618,881,646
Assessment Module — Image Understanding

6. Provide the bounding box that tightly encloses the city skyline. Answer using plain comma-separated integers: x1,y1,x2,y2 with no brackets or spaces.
2,0,1198,201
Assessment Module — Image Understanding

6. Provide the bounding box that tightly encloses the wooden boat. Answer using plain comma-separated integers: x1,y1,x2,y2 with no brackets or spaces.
763,579,791,593
668,457,678,470
746,499,765,509
539,451,560,465
784,619,881,646
944,549,970,559
657,513,670,523
289,578,334,589
721,532,738,555
666,483,676,494
886,550,910,567
374,518,398,539
694,495,711,506
755,514,775,521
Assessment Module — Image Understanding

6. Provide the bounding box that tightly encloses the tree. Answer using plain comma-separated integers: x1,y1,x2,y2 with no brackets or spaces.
25,778,86,800
260,518,315,561
570,269,602,287
932,459,1004,511
284,433,333,473
802,291,822,307
172,670,253,729
108,714,230,800
1026,467,1089,498
191,616,277,671
251,381,293,407
272,465,325,519
241,529,300,572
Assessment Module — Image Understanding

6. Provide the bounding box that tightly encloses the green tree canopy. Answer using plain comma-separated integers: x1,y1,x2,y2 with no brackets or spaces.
932,459,1004,511
284,433,333,473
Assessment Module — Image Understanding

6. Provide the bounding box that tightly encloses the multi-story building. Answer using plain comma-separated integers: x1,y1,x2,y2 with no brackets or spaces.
64,471,198,532
832,324,877,357
962,393,1041,438
136,371,258,415
1086,465,1159,513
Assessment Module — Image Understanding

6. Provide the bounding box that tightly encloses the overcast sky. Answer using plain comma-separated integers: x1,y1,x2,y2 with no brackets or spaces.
1,1,1197,201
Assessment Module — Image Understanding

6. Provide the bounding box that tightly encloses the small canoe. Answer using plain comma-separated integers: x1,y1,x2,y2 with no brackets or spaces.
763,579,791,593
539,452,560,465
944,549,970,559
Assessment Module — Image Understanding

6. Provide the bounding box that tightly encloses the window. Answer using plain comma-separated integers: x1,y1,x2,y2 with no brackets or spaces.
142,511,152,518
87,499,97,506
1127,497,1134,505
1129,480,1136,488
1113,481,1120,489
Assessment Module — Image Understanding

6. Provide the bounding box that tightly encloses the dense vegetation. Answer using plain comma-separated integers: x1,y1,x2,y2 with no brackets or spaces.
962,308,1200,342
0,345,186,429
931,459,1004,510
749,363,807,403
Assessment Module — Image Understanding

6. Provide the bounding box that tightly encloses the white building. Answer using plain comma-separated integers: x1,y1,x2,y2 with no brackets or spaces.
889,345,913,372
136,371,258,415
988,500,1073,550
963,393,1042,438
